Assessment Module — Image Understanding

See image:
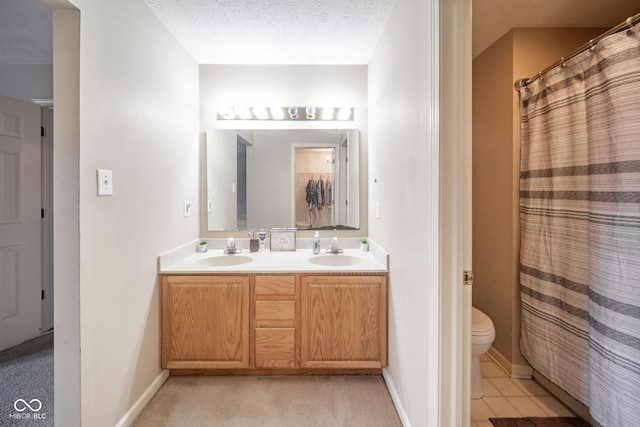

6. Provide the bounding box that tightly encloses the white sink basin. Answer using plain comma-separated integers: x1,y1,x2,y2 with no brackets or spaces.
196,255,252,267
308,255,363,267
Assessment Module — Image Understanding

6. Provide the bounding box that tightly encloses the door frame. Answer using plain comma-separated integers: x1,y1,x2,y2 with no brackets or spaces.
439,0,473,425
40,105,54,332
46,3,82,424
291,143,340,229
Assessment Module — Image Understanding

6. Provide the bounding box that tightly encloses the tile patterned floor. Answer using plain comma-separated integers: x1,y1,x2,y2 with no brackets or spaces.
471,354,575,427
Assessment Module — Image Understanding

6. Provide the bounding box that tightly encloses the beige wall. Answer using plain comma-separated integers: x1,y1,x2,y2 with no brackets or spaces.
472,28,604,369
472,30,517,364
50,0,200,425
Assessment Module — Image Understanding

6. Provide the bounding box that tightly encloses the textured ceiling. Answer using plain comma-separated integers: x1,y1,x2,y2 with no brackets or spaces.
143,0,396,64
0,0,52,64
1,0,638,65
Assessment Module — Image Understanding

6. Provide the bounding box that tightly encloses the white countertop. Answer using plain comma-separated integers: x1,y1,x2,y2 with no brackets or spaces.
159,240,388,274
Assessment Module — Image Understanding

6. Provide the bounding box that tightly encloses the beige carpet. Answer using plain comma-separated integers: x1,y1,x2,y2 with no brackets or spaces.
132,375,402,427
490,418,591,427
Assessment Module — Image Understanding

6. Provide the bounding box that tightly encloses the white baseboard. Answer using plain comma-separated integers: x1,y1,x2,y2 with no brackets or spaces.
383,368,411,427
486,347,532,379
115,369,169,427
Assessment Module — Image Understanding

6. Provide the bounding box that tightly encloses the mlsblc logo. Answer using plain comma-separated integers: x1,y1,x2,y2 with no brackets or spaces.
10,398,46,420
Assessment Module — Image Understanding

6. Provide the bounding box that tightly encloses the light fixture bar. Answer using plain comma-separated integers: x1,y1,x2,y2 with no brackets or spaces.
216,106,354,121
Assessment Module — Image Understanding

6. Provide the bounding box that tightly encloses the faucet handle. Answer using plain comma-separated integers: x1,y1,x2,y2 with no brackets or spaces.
331,237,339,249
224,237,242,254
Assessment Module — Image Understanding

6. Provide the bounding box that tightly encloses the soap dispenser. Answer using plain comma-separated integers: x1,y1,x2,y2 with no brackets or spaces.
313,231,321,254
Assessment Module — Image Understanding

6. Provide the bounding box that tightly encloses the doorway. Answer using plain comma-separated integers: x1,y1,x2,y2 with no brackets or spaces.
0,96,51,351
294,147,337,229
237,135,248,230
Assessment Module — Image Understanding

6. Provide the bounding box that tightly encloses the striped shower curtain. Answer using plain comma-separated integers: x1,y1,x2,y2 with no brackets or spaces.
518,25,640,426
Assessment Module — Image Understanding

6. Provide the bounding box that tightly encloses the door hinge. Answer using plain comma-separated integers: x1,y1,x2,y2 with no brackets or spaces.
41,126,45,137
463,270,474,286
41,290,45,300
41,208,45,219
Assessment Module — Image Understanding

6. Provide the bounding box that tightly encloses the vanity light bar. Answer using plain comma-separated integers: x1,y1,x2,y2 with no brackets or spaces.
216,106,354,121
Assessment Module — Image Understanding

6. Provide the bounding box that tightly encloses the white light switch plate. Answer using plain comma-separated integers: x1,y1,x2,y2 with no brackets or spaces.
97,169,113,196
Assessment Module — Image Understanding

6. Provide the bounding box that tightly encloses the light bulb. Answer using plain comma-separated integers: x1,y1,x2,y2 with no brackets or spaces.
270,106,285,120
321,107,334,120
253,106,268,120
235,106,251,120
338,107,352,120
217,106,235,120
306,106,316,119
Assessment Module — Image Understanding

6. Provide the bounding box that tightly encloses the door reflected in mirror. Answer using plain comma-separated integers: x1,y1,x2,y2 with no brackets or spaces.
206,129,359,232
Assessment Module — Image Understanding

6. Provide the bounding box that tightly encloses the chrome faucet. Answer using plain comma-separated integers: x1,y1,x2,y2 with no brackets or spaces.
224,237,242,254
325,237,343,254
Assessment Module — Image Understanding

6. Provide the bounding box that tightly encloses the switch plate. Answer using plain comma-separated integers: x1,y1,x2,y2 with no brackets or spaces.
97,169,113,196
376,201,380,219
184,199,192,217
207,198,213,213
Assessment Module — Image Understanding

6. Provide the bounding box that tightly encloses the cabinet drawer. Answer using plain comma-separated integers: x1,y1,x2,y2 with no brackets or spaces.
255,300,295,320
255,275,295,296
255,328,295,368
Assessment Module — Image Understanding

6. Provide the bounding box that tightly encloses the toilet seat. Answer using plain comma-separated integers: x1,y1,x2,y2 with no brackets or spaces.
472,307,495,337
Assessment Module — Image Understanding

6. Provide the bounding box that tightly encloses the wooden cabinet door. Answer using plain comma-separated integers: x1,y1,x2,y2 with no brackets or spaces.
162,275,249,369
300,275,387,369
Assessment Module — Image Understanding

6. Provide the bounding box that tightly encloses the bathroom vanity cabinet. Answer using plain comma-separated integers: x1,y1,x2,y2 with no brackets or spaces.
161,273,387,374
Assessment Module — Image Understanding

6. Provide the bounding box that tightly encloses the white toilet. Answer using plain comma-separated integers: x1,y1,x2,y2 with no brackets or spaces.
471,307,496,399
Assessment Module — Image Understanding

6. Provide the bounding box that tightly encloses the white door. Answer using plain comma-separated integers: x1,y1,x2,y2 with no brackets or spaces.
0,96,42,351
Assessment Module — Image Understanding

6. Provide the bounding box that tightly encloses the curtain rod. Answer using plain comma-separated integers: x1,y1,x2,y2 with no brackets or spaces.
514,12,640,91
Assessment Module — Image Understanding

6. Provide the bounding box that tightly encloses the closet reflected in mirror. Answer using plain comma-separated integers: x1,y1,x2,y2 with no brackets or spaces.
206,129,359,232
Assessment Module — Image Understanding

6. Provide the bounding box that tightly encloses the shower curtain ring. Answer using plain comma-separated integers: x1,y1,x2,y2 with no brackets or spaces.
589,39,596,52
561,57,567,67
626,17,635,35
514,78,528,91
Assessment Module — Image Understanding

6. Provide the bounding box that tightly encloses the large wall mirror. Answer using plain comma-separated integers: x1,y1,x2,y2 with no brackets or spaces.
206,129,360,232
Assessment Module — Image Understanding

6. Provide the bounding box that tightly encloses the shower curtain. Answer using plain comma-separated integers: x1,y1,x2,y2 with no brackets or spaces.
518,25,640,426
